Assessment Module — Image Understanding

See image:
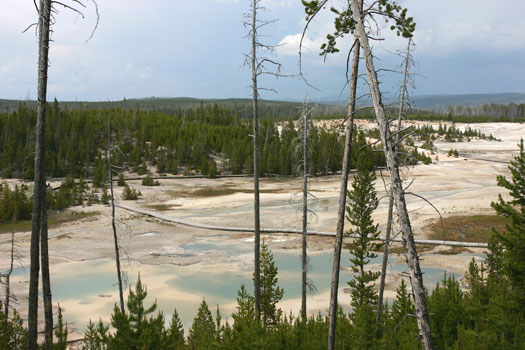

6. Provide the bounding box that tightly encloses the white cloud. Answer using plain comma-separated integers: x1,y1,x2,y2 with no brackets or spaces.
261,0,296,7
401,0,525,54
276,33,323,56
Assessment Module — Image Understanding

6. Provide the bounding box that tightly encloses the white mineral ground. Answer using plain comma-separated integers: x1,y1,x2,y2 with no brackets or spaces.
0,121,523,341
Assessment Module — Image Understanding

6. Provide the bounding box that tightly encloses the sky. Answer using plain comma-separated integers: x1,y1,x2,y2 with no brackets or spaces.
1,0,524,102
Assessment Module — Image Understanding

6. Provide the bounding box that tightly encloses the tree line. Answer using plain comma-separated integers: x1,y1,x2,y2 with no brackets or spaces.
0,101,388,182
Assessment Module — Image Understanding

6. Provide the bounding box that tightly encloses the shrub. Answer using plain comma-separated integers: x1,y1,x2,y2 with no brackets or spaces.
0,182,32,222
122,184,140,200
117,173,126,187
141,175,160,186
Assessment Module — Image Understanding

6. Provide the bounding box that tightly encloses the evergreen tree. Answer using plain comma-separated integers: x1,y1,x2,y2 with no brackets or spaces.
208,160,218,178
257,241,284,328
54,305,68,350
387,280,418,350
230,285,259,349
345,131,382,349
117,173,126,187
0,301,28,350
92,156,107,188
82,319,109,350
491,138,525,309
188,299,215,350
428,274,465,349
166,309,185,349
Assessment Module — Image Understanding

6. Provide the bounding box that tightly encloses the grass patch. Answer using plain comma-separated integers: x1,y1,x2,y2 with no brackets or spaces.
439,247,472,255
386,243,435,255
145,203,181,211
426,215,509,243
170,186,282,198
0,211,98,234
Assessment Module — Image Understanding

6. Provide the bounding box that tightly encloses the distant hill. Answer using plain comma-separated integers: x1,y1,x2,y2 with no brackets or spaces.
318,92,525,110
0,97,346,119
409,93,525,109
2,93,524,117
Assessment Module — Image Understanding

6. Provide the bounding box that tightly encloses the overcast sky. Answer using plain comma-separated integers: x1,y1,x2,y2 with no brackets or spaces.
1,0,524,102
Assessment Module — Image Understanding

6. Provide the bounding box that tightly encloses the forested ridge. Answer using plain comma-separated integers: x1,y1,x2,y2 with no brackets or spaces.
0,101,387,181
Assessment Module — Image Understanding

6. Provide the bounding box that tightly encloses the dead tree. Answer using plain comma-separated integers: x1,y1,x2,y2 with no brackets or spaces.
107,117,125,313
300,1,363,346
327,35,362,350
27,2,52,348
25,1,99,348
295,100,316,318
2,233,16,317
377,38,414,326
244,0,284,317
348,1,434,348
40,195,53,349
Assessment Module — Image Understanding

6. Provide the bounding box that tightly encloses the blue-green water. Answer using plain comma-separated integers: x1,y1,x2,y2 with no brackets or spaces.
5,240,464,332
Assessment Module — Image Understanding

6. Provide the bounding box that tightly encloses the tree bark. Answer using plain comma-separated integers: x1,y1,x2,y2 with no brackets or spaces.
251,0,261,318
28,1,51,348
327,27,361,350
377,38,411,326
301,103,308,319
41,194,53,350
349,2,434,348
108,118,125,313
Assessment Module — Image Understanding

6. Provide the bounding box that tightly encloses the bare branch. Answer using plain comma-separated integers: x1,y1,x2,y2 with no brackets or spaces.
52,1,85,18
22,23,39,33
85,0,100,43
298,0,328,91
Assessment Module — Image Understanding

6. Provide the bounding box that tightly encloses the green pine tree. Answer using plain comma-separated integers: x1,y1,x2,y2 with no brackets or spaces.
166,309,185,349
345,131,382,349
490,138,525,309
386,280,418,350
82,319,109,350
188,299,215,350
257,241,284,328
0,302,28,350
54,305,68,350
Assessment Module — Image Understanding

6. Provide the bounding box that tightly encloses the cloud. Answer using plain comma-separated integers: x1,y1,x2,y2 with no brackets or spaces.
276,33,323,56
401,0,525,54
215,0,240,4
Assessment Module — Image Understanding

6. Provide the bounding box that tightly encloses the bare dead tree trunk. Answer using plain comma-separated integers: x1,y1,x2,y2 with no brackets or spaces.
251,0,261,318
41,194,53,350
327,29,361,350
28,1,51,348
322,4,364,343
107,118,125,313
377,38,412,326
301,101,308,319
4,232,15,317
349,2,434,348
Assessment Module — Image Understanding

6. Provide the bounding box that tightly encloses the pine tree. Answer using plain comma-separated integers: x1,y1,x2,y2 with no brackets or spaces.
166,309,185,349
345,131,382,349
257,241,284,328
109,305,133,349
117,173,126,187
230,285,259,349
0,302,28,350
490,138,525,309
127,274,157,335
346,132,382,305
82,319,109,350
54,305,68,350
387,280,418,350
208,160,217,178
188,299,215,350
429,274,465,349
